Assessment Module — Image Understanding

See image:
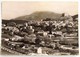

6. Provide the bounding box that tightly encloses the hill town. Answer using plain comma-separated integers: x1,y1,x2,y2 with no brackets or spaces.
2,12,78,55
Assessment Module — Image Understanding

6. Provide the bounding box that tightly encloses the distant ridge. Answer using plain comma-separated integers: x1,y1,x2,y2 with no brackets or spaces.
2,11,78,24
14,11,62,21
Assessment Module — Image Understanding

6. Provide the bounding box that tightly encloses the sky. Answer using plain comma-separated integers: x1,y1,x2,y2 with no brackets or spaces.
2,1,78,20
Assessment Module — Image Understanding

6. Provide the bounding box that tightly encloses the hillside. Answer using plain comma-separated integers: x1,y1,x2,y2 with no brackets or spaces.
14,11,62,21
2,11,78,24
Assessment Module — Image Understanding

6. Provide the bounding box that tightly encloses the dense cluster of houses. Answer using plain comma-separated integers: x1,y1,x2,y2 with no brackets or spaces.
2,14,78,55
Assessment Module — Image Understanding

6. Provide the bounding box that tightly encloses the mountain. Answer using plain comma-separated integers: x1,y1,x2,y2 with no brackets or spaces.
14,11,62,21
2,11,78,24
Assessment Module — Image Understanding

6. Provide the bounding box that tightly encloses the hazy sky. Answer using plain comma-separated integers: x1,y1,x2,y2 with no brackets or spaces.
2,1,78,20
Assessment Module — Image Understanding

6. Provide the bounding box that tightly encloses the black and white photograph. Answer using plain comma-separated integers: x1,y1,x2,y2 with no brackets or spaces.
1,1,79,55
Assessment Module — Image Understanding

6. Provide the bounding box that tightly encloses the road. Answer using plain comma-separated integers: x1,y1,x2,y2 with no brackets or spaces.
1,46,24,55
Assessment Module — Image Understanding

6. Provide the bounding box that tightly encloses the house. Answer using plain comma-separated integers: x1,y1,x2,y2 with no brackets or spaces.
37,31,48,36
